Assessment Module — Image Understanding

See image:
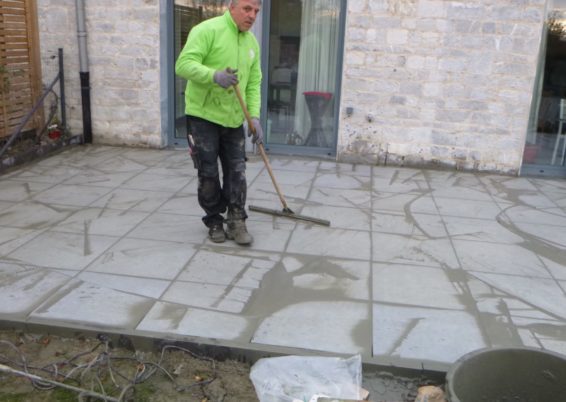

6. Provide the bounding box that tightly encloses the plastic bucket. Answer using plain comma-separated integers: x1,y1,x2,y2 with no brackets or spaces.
446,347,566,402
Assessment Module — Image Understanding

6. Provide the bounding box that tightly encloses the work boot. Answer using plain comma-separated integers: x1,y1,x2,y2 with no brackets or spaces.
208,222,226,243
226,218,253,245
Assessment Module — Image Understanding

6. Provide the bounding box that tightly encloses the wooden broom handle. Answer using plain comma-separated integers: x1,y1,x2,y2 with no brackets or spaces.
233,84,290,210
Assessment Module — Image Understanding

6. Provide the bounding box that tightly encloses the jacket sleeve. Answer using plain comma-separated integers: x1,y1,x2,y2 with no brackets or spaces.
175,25,215,84
245,43,262,119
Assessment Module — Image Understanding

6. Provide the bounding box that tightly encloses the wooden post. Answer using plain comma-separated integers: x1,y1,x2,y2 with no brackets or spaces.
25,0,44,132
0,5,8,139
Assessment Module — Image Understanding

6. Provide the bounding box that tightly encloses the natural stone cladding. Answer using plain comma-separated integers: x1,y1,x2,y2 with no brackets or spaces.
338,0,546,173
36,0,547,171
37,0,162,148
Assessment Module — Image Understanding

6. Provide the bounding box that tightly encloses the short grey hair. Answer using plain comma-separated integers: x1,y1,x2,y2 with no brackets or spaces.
230,0,262,6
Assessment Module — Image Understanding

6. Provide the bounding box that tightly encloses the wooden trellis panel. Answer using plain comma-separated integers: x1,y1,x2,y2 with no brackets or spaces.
0,0,42,140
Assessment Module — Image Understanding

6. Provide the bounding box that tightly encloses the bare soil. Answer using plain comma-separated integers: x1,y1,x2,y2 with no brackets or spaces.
0,329,258,402
0,328,444,402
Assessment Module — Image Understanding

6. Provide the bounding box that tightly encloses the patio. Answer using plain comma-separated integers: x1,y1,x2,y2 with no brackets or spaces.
1,144,565,372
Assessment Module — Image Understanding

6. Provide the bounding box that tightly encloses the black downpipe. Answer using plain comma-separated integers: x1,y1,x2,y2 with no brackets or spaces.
76,0,91,144
80,71,92,143
58,48,66,130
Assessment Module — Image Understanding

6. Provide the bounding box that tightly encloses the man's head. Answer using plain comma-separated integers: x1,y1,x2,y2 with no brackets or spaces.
229,0,261,32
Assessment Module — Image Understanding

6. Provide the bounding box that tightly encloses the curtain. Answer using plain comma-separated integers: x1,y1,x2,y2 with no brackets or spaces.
294,0,340,144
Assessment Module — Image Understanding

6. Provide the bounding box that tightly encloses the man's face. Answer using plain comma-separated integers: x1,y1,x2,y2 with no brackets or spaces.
230,0,261,32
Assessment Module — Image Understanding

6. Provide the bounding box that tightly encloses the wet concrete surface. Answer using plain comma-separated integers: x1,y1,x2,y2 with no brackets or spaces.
0,144,565,377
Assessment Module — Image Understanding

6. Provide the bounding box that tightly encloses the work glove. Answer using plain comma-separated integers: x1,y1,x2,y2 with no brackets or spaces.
249,118,264,144
213,68,238,89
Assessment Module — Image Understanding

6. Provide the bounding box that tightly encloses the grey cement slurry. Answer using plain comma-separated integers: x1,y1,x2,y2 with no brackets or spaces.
0,145,565,373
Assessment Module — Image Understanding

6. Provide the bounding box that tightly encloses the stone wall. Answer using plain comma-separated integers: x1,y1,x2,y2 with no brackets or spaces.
339,0,546,173
36,0,548,170
38,0,163,147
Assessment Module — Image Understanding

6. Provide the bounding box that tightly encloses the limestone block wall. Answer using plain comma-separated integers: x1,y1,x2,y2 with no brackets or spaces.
338,0,547,173
38,0,163,147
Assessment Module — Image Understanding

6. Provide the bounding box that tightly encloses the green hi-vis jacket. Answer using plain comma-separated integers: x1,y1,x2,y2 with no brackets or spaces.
175,11,262,128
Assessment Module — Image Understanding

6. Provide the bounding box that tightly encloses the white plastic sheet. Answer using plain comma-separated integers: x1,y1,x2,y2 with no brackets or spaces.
250,354,363,402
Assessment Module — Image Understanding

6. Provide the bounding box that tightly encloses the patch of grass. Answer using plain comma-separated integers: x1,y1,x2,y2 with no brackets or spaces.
132,383,157,402
50,387,78,402
0,392,28,402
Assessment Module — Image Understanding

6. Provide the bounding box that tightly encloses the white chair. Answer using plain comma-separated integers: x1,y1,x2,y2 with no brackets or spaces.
551,98,566,165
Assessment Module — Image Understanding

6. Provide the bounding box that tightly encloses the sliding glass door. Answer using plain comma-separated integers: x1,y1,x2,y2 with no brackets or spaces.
170,0,345,156
523,0,566,176
264,0,345,156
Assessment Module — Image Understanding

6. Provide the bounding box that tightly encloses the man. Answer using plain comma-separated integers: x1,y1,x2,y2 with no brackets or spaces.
175,0,263,245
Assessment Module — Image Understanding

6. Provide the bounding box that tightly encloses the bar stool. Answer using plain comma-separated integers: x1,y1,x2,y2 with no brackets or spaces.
551,98,566,166
303,91,333,147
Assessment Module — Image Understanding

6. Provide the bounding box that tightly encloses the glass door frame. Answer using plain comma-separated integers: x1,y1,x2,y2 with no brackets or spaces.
260,0,347,158
165,0,181,147
521,0,566,178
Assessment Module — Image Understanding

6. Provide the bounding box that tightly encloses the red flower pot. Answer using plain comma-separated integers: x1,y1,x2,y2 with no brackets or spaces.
48,129,62,140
